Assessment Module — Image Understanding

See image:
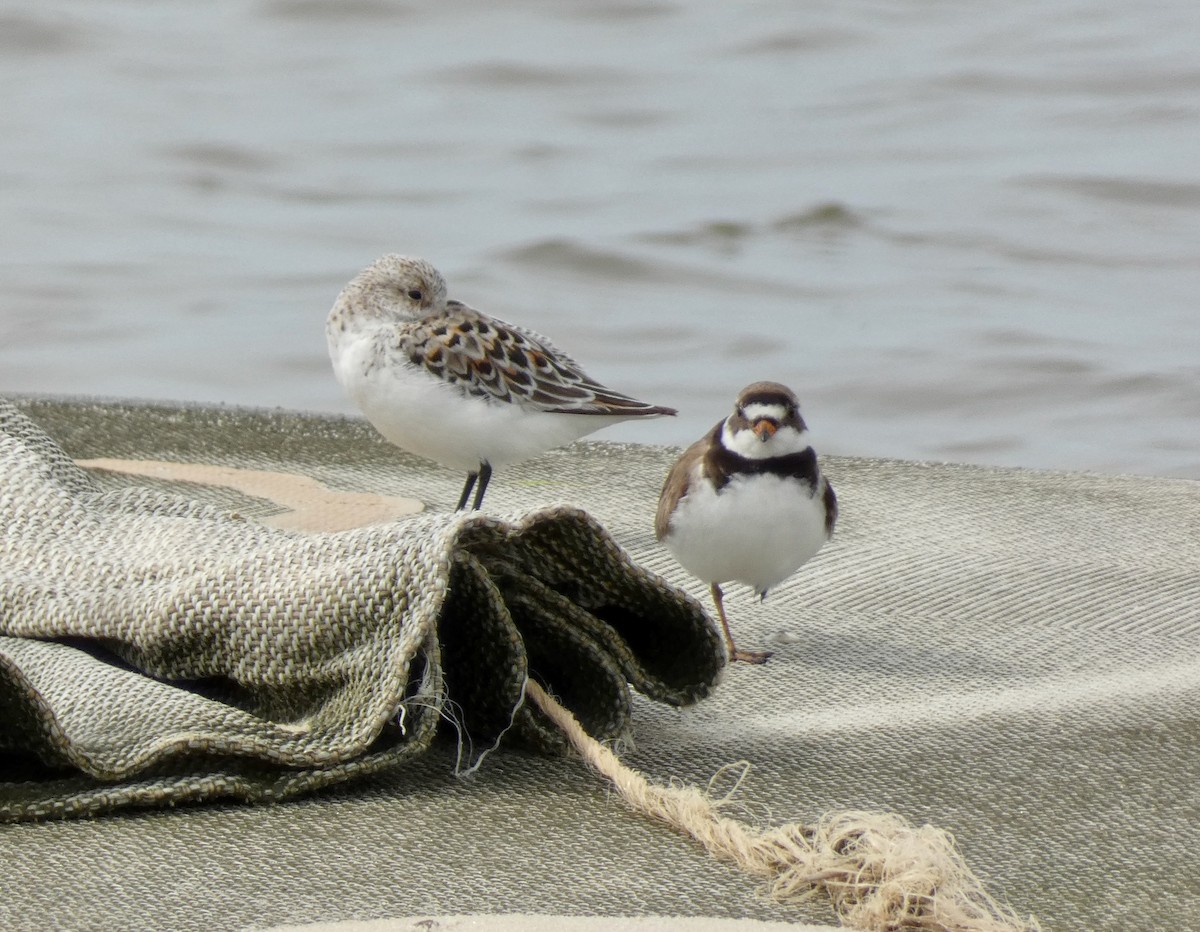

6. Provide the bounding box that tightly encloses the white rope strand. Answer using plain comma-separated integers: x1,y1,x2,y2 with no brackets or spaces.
524,679,1038,932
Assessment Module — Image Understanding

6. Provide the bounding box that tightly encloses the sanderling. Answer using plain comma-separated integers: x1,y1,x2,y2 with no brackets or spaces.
327,254,676,509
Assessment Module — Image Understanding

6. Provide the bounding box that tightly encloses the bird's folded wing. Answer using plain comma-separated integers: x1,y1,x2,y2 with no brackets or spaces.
397,306,674,414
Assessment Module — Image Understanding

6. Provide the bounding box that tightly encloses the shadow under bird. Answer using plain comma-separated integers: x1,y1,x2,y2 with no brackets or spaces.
656,381,837,663
327,255,676,510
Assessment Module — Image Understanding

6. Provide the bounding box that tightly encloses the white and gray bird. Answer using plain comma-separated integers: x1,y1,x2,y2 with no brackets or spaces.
327,255,676,510
655,381,837,663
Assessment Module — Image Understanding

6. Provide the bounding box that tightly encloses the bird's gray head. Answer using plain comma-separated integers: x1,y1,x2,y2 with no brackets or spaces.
332,254,450,326
721,380,811,459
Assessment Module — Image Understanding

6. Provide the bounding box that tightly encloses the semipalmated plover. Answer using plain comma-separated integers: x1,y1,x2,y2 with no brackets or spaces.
327,255,676,509
655,381,836,663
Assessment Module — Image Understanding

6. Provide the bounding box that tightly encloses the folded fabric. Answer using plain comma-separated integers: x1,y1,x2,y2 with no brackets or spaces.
0,400,724,821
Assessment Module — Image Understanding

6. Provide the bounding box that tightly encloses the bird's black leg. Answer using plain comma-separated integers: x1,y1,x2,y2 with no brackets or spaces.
471,462,492,510
456,470,478,511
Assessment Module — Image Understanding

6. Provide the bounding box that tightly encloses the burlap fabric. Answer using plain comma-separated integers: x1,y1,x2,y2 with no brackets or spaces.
4,396,1200,932
0,398,723,820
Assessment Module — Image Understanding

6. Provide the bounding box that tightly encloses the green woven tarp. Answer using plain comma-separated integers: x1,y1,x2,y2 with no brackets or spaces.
5,396,1200,932
0,398,723,820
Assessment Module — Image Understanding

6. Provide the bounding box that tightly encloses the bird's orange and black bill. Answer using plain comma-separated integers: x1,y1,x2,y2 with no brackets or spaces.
752,419,777,443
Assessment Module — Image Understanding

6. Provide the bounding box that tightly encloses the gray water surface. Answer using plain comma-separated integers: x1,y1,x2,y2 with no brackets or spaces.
2,0,1198,477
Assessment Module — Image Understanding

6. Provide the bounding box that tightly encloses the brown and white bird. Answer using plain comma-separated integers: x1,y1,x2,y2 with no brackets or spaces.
655,381,837,664
327,255,676,510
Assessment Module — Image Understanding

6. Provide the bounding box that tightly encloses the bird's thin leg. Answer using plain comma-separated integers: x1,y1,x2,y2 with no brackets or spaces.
456,471,479,511
470,461,492,511
710,582,772,665
710,583,739,659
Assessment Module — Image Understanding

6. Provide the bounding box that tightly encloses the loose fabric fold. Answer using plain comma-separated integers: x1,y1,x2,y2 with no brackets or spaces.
0,400,725,821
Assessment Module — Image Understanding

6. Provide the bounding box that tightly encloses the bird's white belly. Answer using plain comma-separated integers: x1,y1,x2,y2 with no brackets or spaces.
664,473,828,593
330,334,617,471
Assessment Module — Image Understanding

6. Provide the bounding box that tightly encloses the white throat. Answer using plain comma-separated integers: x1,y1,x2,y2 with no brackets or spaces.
721,419,811,460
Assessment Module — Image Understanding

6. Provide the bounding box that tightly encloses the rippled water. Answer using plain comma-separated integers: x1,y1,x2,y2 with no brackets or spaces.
2,0,1198,477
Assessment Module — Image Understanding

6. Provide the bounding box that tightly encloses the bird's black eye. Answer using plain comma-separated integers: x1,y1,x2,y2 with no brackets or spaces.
407,289,424,302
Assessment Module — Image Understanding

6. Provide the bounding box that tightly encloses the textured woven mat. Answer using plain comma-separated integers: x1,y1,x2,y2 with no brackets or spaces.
3,397,1200,932
0,398,723,820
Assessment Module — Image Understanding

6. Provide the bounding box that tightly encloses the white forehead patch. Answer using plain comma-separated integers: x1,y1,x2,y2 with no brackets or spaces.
739,402,789,422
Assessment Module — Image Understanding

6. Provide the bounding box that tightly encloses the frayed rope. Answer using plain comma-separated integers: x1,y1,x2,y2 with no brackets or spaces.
524,679,1039,932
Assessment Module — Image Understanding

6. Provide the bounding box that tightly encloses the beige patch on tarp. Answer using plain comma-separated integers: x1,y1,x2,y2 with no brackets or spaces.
78,458,424,532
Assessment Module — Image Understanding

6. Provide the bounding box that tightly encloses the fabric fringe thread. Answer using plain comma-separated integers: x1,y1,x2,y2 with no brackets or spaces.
524,679,1039,932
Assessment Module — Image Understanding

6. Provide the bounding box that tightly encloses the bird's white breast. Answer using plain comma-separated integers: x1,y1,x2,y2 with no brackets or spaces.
664,468,829,594
328,324,625,471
